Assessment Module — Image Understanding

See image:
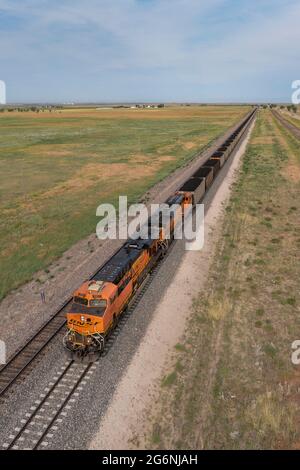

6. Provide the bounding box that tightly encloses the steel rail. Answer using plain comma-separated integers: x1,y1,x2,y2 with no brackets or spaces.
272,109,300,139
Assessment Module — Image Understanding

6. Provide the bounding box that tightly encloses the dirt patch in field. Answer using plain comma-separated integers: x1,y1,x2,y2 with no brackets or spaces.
21,162,161,202
283,163,300,183
159,155,176,162
129,154,150,163
183,141,197,150
130,154,175,164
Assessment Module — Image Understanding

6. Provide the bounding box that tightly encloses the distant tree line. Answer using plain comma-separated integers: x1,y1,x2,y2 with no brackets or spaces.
0,105,63,113
261,104,298,113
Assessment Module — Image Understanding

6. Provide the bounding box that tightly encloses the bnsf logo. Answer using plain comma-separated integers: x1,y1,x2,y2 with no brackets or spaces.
69,318,99,327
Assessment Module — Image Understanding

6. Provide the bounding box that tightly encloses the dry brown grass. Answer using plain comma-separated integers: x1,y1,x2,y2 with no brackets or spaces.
245,391,297,444
283,163,300,183
206,296,232,321
251,136,274,145
2,105,246,122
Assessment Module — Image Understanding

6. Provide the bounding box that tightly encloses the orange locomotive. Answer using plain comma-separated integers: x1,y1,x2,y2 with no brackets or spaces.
64,193,191,361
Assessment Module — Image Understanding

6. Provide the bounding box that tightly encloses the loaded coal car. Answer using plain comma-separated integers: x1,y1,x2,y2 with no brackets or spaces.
211,150,226,166
224,136,236,153
203,157,221,176
177,176,205,205
192,166,214,189
147,197,185,250
166,191,192,210
216,147,228,161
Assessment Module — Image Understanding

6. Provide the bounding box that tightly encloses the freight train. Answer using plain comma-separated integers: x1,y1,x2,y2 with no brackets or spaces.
63,108,257,362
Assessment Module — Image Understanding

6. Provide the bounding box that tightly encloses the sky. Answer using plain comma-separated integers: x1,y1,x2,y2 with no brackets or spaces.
0,0,299,103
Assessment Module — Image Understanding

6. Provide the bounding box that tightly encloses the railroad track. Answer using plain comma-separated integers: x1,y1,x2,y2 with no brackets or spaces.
0,108,256,403
272,109,300,139
0,310,67,400
3,360,93,450
2,251,172,450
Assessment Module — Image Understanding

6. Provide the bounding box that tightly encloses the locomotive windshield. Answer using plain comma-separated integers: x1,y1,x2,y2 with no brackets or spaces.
74,296,88,306
90,299,107,308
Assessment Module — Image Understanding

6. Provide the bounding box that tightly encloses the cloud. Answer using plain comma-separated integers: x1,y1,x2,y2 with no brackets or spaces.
0,0,299,101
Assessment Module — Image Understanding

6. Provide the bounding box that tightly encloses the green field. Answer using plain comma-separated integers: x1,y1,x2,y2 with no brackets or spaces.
0,105,248,300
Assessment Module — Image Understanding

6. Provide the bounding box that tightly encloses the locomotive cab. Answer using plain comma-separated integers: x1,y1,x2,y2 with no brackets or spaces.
64,280,117,361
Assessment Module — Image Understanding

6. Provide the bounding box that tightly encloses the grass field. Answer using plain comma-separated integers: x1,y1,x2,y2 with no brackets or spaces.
0,105,248,300
148,110,300,449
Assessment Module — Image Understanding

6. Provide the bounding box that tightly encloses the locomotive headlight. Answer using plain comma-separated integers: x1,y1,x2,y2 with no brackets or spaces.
81,315,85,322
